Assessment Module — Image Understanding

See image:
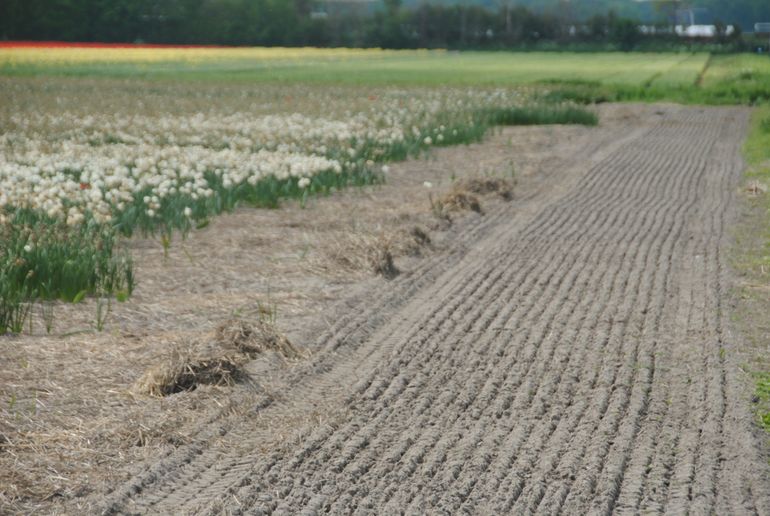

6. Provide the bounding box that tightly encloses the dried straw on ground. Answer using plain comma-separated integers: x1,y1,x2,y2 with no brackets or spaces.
134,319,302,397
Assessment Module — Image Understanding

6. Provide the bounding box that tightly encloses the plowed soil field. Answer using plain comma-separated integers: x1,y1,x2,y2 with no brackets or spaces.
94,105,770,514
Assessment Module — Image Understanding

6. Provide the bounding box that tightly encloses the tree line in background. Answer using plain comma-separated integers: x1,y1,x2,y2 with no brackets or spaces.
0,0,765,51
425,0,769,33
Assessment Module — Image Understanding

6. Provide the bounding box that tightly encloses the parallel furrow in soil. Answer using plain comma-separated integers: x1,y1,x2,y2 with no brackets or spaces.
99,107,770,515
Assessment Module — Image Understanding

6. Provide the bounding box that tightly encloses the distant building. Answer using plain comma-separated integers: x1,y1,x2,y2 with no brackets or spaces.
756,23,770,52
675,25,735,38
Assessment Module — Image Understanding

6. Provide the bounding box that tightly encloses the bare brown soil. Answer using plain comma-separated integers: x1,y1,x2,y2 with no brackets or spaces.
2,104,769,514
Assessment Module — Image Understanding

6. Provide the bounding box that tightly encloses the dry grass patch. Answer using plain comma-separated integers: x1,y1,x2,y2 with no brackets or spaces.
318,177,517,278
453,177,514,200
369,243,399,279
746,179,768,196
400,226,433,256
439,190,483,215
319,224,440,279
134,319,302,397
430,176,517,221
320,232,398,278
133,350,244,397
216,318,303,359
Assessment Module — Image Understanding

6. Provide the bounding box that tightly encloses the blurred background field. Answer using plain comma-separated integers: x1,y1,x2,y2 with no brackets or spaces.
2,46,769,103
0,46,734,86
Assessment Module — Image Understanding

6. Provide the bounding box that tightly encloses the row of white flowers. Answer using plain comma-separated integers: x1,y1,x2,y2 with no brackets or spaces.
0,141,340,225
0,86,525,228
5,88,521,149
5,112,406,154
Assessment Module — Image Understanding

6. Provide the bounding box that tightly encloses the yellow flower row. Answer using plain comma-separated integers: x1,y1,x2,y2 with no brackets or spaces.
0,46,442,66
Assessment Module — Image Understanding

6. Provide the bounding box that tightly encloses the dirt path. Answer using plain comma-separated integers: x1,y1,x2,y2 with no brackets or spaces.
99,106,770,515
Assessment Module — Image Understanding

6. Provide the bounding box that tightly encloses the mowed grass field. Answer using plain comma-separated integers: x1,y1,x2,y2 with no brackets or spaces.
0,46,748,85
3,46,770,103
0,47,706,85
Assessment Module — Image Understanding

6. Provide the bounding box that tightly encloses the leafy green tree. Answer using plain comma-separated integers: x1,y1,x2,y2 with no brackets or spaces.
609,16,640,51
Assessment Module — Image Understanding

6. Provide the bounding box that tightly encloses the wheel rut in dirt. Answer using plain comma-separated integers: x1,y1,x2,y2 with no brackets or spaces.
101,106,770,515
